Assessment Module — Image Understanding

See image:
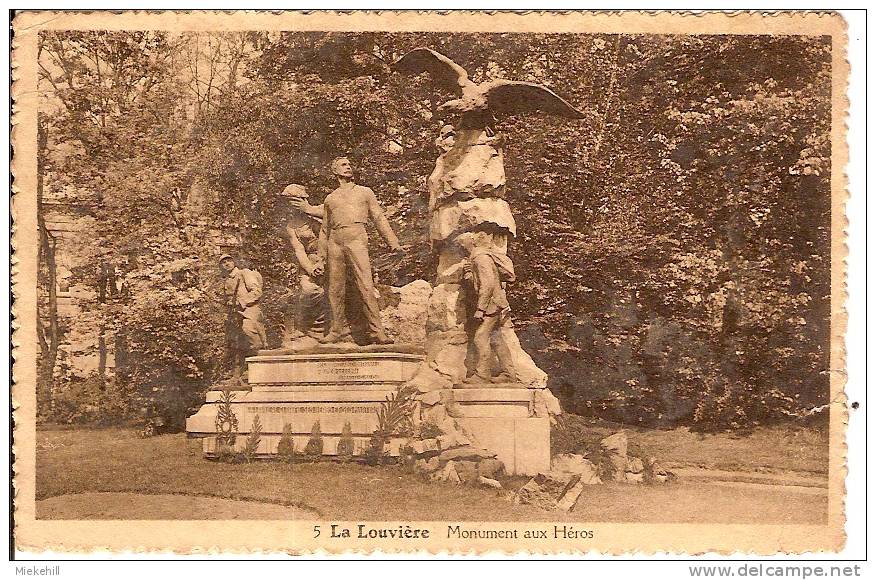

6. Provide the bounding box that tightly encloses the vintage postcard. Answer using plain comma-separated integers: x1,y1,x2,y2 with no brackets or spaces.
12,10,850,555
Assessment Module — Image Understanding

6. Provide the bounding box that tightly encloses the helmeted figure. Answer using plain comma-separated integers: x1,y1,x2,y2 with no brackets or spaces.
280,184,327,341
219,254,267,381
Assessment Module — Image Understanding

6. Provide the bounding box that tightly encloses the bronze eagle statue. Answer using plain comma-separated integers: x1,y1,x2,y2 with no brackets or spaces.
392,47,585,128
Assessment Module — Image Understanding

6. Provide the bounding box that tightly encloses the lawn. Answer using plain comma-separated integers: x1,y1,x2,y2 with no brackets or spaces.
35,426,828,524
552,415,829,475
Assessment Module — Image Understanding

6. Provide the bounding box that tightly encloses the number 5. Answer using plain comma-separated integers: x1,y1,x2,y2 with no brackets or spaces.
313,525,321,538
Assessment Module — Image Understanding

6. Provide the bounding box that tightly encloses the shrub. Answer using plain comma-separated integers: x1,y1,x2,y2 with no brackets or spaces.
215,390,238,460
375,386,417,438
304,420,323,456
550,414,605,456
47,374,136,425
336,421,355,458
277,423,296,461
241,415,263,462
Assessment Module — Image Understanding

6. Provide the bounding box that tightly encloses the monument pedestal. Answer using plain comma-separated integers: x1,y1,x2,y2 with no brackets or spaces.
186,347,423,458
444,386,550,476
186,346,552,474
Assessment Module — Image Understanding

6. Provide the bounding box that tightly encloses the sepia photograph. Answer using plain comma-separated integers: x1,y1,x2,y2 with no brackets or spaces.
10,9,855,557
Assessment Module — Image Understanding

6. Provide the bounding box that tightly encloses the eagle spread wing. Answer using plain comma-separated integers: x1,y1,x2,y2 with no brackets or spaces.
483,80,585,119
392,48,471,95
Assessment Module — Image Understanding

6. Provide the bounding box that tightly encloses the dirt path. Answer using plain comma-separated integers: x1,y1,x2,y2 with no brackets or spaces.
36,492,320,520
570,480,827,524
670,467,828,488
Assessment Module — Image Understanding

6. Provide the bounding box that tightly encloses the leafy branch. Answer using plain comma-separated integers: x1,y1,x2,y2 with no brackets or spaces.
374,385,417,438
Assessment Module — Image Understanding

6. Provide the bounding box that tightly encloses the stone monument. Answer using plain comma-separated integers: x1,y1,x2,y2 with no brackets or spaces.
391,47,582,474
187,51,580,475
186,160,421,458
186,344,425,457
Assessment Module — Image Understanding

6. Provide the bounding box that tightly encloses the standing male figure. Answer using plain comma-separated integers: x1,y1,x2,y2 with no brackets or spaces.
319,157,402,344
219,254,267,380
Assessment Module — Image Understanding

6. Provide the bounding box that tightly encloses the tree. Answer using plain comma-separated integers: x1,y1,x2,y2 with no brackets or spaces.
36,114,60,416
37,31,247,423
37,31,833,431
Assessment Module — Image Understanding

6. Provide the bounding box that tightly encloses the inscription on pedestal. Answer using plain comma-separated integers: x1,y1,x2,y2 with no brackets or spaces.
316,360,380,381
235,401,383,434
246,404,376,415
247,352,423,386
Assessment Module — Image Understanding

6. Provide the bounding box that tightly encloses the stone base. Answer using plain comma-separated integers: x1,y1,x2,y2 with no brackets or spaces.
455,417,550,476
445,386,550,476
186,350,424,458
186,388,406,458
186,350,551,472
247,350,424,387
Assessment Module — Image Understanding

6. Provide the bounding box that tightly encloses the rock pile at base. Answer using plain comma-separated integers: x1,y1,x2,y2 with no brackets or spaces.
550,453,602,485
514,471,587,511
409,441,506,487
514,431,676,511
591,431,675,484
403,413,507,489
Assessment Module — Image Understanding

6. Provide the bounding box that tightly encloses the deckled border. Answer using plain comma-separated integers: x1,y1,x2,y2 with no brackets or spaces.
11,9,850,556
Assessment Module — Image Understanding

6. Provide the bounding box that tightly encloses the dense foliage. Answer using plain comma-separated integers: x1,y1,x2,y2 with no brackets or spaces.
37,31,832,430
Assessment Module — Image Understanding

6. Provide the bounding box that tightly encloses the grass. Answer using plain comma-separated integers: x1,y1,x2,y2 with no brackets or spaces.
36,426,827,524
552,415,828,475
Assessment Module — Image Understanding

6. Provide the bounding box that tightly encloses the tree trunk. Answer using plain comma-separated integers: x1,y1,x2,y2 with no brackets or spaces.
97,330,107,390
114,326,129,383
36,116,60,416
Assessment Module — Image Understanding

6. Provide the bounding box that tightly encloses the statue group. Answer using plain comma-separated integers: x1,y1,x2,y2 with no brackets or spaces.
279,156,403,347
224,48,583,387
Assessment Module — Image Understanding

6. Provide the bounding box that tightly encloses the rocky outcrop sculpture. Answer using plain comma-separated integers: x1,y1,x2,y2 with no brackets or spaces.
392,48,581,410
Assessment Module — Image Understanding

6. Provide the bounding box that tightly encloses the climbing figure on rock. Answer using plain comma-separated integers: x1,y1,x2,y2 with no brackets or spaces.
457,229,519,384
